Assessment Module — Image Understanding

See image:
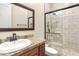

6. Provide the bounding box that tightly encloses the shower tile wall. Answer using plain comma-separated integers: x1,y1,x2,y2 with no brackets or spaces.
62,6,79,55
46,6,79,55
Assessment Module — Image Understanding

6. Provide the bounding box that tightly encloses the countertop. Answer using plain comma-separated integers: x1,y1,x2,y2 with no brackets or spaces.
0,37,45,56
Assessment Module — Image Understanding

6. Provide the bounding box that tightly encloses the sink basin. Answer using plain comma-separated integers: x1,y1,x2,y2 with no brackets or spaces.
0,39,32,54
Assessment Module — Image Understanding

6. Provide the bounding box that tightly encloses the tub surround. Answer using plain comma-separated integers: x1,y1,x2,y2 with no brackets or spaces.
0,36,45,56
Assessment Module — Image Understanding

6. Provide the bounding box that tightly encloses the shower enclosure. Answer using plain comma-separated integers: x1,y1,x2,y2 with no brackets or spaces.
45,4,79,56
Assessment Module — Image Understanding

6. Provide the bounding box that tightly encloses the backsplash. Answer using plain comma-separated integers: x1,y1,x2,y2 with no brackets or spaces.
0,31,34,42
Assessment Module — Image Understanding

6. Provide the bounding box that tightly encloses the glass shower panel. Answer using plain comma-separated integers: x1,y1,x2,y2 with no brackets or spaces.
46,11,63,55
46,12,63,33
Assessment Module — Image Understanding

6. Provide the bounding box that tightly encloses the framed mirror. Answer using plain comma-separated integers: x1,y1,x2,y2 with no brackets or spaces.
0,3,35,31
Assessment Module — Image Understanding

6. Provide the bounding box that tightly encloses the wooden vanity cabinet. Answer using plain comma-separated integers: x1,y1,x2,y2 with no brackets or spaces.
20,43,45,56
38,43,45,56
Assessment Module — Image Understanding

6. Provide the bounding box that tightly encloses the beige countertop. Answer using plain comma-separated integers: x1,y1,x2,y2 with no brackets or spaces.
0,37,45,56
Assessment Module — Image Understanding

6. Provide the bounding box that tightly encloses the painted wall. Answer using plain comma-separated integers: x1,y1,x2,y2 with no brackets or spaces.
23,3,44,38
0,3,44,42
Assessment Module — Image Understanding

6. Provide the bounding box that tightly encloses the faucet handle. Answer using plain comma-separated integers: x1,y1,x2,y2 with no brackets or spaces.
5,37,11,42
0,39,2,44
10,37,13,42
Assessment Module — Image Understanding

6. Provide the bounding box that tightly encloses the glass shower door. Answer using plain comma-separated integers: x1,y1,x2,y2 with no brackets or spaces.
45,11,63,55
45,5,79,55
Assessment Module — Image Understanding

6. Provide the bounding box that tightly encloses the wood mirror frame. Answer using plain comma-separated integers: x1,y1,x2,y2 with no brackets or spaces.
0,3,35,31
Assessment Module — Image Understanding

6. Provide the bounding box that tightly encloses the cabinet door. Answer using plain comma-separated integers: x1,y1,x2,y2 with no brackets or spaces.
21,47,38,56
39,43,45,56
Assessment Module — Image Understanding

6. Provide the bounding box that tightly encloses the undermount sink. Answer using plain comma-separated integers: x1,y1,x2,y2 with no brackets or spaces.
0,39,32,54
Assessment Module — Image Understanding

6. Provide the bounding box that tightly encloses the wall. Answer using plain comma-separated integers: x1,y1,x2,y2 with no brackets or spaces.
23,3,44,38
62,6,79,53
44,3,76,12
0,3,44,42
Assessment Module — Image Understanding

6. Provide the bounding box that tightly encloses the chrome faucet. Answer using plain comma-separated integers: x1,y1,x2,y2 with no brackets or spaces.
10,33,17,41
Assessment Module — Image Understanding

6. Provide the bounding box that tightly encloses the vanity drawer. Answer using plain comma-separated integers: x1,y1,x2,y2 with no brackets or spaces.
22,47,38,56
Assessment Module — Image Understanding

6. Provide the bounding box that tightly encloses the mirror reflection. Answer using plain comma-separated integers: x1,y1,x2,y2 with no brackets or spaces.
0,3,34,30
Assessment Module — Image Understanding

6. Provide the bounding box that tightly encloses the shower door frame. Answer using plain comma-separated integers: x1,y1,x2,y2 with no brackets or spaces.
44,4,79,39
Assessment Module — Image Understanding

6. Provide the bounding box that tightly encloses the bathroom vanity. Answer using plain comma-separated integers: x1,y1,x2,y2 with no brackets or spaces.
0,37,45,56
20,43,45,56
